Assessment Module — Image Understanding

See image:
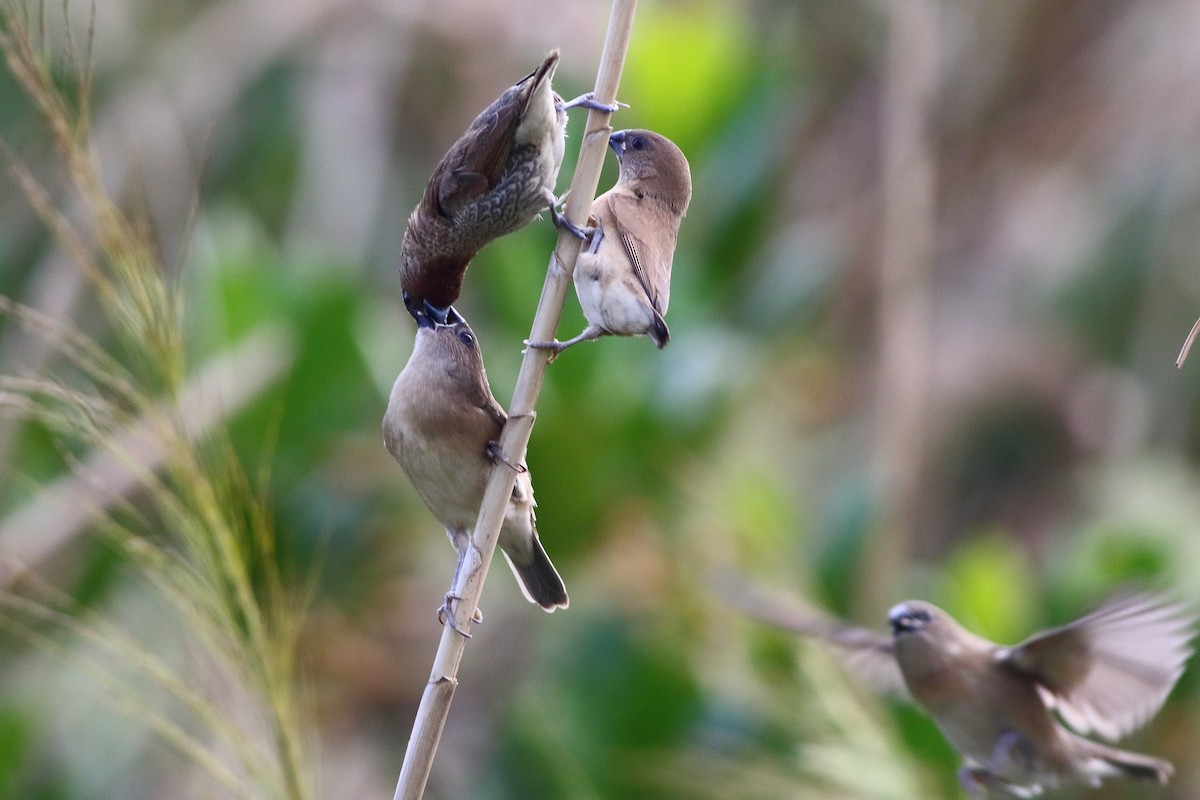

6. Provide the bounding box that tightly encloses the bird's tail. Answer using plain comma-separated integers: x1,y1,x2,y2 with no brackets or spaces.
650,308,670,349
1082,740,1173,785
502,537,569,612
532,50,560,91
519,50,559,110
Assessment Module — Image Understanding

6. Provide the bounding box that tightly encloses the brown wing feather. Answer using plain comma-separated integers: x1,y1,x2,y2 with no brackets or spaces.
607,192,673,316
480,394,507,433
429,53,558,216
999,594,1195,740
714,575,909,698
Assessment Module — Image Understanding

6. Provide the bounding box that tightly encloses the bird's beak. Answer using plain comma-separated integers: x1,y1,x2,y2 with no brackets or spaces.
889,603,919,635
403,292,438,330
417,299,467,327
608,129,626,158
411,300,465,330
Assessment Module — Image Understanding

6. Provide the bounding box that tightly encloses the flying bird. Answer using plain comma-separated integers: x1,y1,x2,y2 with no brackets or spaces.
527,128,691,357
400,50,619,327
727,584,1195,797
384,314,568,633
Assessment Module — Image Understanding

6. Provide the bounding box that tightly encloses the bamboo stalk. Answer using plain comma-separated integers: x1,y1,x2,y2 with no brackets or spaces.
858,0,937,621
393,3,638,798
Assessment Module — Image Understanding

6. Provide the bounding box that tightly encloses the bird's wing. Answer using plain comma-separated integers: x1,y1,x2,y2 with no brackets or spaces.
479,394,524,502
510,467,535,510
430,54,557,216
607,192,673,316
715,575,909,698
480,395,507,432
811,618,908,699
430,97,519,216
466,364,508,436
998,594,1195,741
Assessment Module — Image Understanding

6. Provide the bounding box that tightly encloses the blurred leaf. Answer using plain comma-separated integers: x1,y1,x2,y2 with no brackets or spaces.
534,616,702,800
940,530,1036,644
814,475,874,617
206,64,302,236
621,2,755,154
1054,208,1155,363
0,708,30,798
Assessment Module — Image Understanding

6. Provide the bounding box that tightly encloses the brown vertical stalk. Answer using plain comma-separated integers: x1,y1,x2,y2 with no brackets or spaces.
859,0,937,619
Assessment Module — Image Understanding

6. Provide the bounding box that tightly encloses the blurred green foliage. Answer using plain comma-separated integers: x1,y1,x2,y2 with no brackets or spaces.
3,1,1200,799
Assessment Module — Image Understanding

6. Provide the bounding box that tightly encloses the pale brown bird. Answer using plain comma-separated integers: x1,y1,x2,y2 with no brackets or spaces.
383,314,568,631
729,585,1195,797
527,129,691,356
400,50,618,326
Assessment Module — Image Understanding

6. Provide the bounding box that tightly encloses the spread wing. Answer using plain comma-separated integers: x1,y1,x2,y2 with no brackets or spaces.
998,594,1195,740
606,192,675,316
429,52,558,216
716,575,908,699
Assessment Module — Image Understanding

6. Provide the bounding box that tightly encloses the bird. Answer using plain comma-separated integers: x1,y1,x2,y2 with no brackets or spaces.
726,584,1195,797
383,312,568,633
400,49,620,327
526,128,692,357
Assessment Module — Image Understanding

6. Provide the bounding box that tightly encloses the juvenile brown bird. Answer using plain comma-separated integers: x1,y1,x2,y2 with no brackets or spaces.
383,314,568,630
400,50,617,326
731,587,1195,797
527,129,691,356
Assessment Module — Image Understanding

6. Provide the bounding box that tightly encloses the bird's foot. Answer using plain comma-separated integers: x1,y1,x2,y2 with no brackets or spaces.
549,207,592,241
541,188,591,241
526,325,605,362
585,224,605,254
958,766,995,799
437,592,484,638
987,731,1027,775
524,338,568,363
560,92,627,114
485,441,526,473
958,765,1041,799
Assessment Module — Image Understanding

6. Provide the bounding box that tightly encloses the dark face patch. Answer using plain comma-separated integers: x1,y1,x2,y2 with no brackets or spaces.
889,604,933,635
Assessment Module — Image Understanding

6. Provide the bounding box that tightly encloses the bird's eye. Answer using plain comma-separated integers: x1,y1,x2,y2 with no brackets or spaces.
630,135,647,150
457,329,475,347
914,609,931,624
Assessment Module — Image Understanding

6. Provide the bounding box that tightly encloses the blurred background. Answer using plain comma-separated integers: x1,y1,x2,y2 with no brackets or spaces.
3,0,1200,798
